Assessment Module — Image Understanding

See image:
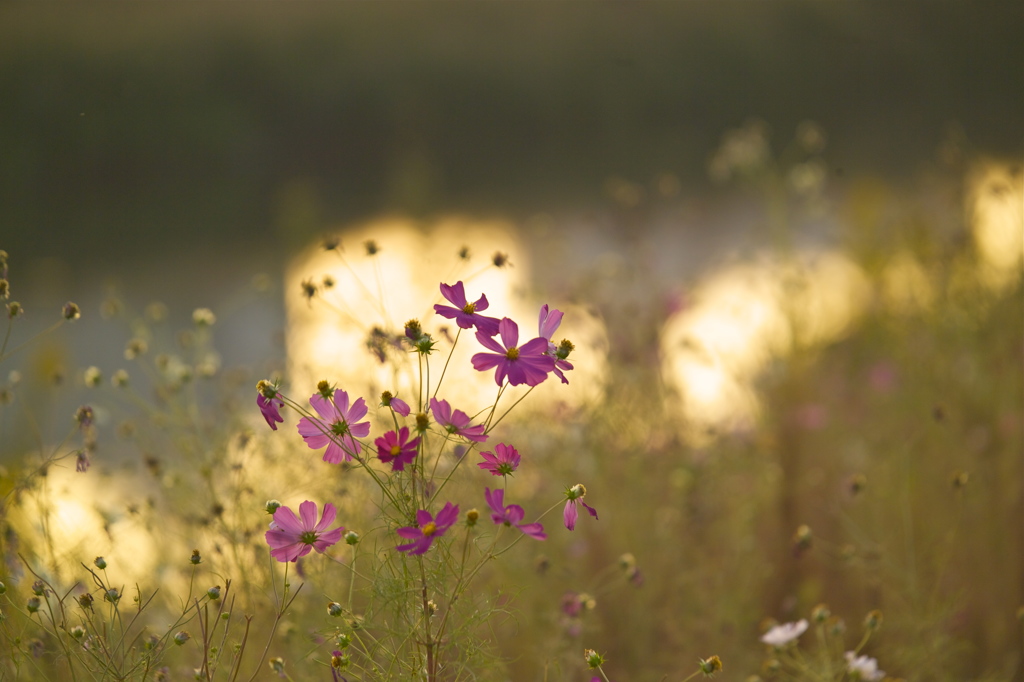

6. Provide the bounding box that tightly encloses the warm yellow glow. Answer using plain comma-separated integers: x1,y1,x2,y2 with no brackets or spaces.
284,216,608,429
967,158,1024,291
661,251,870,443
10,467,159,583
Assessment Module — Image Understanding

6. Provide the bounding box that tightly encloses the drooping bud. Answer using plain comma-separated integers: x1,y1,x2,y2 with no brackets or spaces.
699,655,723,676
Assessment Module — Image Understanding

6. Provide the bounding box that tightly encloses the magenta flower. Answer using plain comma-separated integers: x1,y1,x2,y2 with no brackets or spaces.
478,443,520,476
563,484,598,531
390,396,411,417
485,487,546,540
430,397,488,443
265,500,344,562
539,304,575,384
395,503,460,555
297,389,370,464
433,281,501,336
375,427,420,472
471,317,555,387
257,393,285,430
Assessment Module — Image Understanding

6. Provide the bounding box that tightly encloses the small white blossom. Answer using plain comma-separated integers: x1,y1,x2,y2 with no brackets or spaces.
760,619,808,647
845,652,885,681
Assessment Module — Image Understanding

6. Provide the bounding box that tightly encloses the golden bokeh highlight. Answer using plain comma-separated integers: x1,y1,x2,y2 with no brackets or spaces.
967,158,1024,291
661,251,871,443
284,215,608,424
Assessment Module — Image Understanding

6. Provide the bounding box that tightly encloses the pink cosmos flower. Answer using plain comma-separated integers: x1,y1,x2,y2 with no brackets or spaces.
395,502,460,555
433,281,501,336
539,304,575,384
478,443,520,476
429,397,488,443
258,393,285,430
563,484,599,531
297,389,370,464
265,500,344,563
484,487,546,540
471,317,554,387
390,396,411,416
375,427,420,472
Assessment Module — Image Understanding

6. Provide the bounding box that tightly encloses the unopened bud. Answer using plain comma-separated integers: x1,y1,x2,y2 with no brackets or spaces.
364,240,380,256
84,367,102,387
27,597,41,613
415,412,430,432
316,380,332,398
7,301,22,318
112,369,129,388
173,631,190,646
465,509,479,526
492,252,510,268
328,602,343,617
192,308,216,327
104,588,120,604
94,556,107,570
301,279,318,300
70,625,86,640
864,609,883,631
62,302,81,321
336,633,351,649
190,549,202,565
31,580,46,596
811,603,830,623
583,648,604,669
206,586,221,601
344,531,360,546
265,500,282,515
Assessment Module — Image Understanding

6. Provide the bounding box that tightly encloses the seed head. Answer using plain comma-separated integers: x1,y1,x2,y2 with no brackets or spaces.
699,655,723,676
62,301,81,321
6,301,22,318
492,252,511,268
78,593,94,610
364,240,380,255
301,279,318,301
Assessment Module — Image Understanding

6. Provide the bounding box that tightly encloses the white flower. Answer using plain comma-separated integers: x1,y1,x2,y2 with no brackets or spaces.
845,652,885,681
760,619,808,647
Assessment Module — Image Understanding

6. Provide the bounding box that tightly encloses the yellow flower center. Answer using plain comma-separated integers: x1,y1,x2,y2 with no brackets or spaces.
390,445,401,456
505,347,519,361
462,302,476,314
422,522,438,537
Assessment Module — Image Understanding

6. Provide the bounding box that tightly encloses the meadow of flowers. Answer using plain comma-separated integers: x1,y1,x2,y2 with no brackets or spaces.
0,123,1021,681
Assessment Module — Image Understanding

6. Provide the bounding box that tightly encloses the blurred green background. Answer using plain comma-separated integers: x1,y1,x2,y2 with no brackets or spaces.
2,1,1021,268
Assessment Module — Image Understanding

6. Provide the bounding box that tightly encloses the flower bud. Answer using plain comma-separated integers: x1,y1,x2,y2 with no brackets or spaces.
317,380,332,398
7,301,22,318
328,602,343,617
192,308,216,327
556,339,575,360
415,412,430,432
27,597,41,613
336,633,352,649
75,406,94,428
190,549,202,565
0,581,6,595
0,279,8,299
78,593,94,610
465,509,479,526
62,302,81,321
792,524,813,557
344,531,360,546
457,245,471,260
269,657,285,675
206,586,221,601
173,631,190,646
492,252,510,268
104,588,120,604
811,603,830,623
699,655,723,676
84,367,102,388
124,338,148,360
583,648,604,669
864,609,883,631
265,500,281,515
70,625,86,640
364,240,380,256
112,369,129,388
94,556,107,570
32,580,46,596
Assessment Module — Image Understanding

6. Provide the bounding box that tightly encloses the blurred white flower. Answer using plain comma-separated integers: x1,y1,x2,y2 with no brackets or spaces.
760,619,808,647
845,652,885,681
